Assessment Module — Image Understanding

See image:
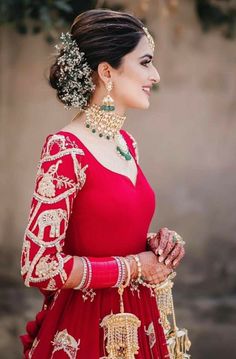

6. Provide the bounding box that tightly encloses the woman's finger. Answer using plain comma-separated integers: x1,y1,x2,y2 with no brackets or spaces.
172,246,185,267
155,227,169,255
158,230,176,262
164,244,182,265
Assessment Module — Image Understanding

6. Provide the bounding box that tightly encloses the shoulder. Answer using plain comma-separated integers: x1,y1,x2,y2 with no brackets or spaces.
36,133,89,194
40,132,85,161
120,129,139,164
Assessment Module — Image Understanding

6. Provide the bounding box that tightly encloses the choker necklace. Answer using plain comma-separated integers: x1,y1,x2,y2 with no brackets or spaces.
84,104,132,161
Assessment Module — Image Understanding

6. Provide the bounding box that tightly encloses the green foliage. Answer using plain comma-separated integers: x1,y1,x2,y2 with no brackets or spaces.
195,0,236,39
0,0,97,42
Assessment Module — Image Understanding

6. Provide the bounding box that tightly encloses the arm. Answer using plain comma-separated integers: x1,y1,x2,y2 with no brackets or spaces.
20,133,138,291
20,133,88,291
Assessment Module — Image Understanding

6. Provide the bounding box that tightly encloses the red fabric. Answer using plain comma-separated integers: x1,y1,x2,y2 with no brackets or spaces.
20,129,170,358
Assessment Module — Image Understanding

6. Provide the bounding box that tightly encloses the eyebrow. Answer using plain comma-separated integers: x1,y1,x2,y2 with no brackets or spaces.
139,54,153,60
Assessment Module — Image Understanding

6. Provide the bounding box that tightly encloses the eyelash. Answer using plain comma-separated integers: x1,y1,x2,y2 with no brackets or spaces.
141,60,152,67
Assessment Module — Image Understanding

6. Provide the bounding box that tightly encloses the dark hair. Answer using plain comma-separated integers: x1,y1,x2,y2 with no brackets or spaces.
49,9,146,107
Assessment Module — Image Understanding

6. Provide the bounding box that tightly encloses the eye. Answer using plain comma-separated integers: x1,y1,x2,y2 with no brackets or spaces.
141,59,152,67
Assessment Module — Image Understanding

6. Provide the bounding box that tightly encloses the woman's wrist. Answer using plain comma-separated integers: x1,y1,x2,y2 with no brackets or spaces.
125,255,138,280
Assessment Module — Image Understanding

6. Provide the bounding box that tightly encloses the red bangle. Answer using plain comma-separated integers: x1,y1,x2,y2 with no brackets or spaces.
86,257,119,289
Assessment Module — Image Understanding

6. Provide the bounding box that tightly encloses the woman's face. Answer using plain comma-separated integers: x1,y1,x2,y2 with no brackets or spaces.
112,35,160,111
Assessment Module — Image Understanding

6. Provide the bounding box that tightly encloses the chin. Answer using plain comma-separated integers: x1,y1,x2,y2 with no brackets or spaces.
138,100,150,110
130,100,150,110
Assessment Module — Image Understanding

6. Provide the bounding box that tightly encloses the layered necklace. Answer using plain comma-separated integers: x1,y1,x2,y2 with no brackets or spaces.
84,103,132,161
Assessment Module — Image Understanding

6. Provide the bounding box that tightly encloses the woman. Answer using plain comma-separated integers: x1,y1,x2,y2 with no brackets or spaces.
20,9,185,359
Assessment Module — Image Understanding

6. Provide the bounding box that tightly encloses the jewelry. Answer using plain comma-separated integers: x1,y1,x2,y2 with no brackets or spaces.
172,232,185,246
54,32,96,110
146,232,157,245
83,256,92,288
113,256,126,288
142,27,155,52
74,257,88,290
84,103,132,161
131,255,142,282
100,258,141,358
100,80,115,111
121,257,131,288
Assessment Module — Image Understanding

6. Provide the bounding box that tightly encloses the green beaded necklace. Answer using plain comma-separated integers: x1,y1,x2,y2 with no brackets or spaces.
84,104,132,161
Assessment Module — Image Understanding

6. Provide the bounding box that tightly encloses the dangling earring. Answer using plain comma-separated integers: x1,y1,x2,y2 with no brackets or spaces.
100,80,115,112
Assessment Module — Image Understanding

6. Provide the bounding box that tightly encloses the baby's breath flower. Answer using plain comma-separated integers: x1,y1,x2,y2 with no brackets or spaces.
55,32,96,110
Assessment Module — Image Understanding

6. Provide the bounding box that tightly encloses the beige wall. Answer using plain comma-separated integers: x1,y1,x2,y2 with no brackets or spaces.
0,1,236,357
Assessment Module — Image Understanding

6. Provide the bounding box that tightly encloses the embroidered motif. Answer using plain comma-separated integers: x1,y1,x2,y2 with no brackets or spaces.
20,239,31,276
51,329,80,359
43,278,57,291
20,133,88,290
35,255,59,278
144,322,156,349
43,134,67,157
28,337,40,358
81,288,96,302
49,290,61,310
32,208,68,239
37,159,75,198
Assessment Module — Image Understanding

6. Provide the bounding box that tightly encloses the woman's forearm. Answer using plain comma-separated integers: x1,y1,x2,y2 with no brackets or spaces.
62,255,137,289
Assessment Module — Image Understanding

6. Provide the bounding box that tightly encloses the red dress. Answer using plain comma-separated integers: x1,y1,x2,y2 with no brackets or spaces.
20,129,170,359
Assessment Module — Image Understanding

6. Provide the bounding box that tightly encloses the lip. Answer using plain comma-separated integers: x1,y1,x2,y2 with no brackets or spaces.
142,86,151,96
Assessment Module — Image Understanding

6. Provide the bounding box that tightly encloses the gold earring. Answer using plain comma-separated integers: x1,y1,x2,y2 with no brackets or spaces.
100,80,115,111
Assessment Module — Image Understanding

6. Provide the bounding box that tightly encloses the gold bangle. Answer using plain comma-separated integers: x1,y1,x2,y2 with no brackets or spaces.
146,232,157,245
130,255,142,282
121,257,131,288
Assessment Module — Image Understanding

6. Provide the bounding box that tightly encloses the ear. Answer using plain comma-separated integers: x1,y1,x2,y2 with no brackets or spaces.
97,62,112,86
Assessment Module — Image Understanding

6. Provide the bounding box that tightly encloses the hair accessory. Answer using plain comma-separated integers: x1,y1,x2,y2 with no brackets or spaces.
54,32,96,110
142,27,155,52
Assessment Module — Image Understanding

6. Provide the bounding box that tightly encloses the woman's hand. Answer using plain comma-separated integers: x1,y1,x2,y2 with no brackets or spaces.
127,251,173,285
148,227,185,269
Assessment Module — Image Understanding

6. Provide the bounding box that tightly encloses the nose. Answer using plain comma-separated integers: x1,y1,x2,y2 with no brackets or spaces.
151,66,160,84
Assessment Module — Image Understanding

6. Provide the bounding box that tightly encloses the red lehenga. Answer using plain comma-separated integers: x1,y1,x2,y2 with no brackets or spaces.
20,129,170,359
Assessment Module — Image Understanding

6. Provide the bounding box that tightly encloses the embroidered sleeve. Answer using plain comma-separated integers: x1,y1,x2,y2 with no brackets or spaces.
124,130,139,165
20,134,88,291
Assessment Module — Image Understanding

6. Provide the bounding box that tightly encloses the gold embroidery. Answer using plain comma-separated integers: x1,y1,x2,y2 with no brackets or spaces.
20,239,31,276
51,329,80,359
35,255,59,278
37,159,75,198
43,278,57,291
21,134,88,290
32,209,68,240
28,337,40,358
144,322,156,349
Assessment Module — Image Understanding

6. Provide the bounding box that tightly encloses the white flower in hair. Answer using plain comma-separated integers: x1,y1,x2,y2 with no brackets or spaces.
55,32,96,110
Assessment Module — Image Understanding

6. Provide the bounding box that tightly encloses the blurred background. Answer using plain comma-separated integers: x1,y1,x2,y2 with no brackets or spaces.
0,0,236,358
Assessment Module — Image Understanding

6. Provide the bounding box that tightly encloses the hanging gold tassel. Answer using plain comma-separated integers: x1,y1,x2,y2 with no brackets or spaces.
100,260,141,359
154,273,191,359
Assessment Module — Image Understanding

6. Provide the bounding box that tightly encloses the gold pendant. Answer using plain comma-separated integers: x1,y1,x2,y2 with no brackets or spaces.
154,275,192,359
100,286,141,359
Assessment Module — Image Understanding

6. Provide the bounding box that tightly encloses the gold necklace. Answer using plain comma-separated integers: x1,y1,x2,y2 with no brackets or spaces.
84,104,132,161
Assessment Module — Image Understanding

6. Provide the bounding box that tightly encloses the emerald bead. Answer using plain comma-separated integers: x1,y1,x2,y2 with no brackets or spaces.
99,133,103,137
92,129,96,133
86,124,90,128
